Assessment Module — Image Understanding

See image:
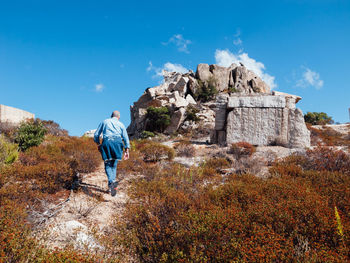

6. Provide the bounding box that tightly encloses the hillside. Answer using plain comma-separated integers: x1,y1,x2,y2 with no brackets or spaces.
1,119,349,262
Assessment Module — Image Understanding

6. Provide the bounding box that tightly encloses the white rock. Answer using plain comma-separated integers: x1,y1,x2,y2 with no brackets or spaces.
172,91,189,108
83,129,96,138
185,94,197,105
165,108,186,134
196,63,212,82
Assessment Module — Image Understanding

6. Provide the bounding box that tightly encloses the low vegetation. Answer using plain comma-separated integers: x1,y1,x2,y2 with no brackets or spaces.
114,146,349,262
0,121,101,262
307,123,350,147
229,141,256,159
1,117,349,262
137,140,175,162
174,139,196,157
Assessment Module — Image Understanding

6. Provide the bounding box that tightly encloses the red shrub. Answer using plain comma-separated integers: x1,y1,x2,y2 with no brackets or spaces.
305,147,350,174
137,140,175,162
229,142,256,159
119,170,349,262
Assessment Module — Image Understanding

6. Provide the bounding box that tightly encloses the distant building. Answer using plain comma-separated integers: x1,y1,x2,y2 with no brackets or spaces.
0,104,35,124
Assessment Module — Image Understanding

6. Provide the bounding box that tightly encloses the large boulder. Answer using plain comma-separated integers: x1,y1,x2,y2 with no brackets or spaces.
172,77,188,97
187,75,200,96
288,108,311,148
196,63,212,82
165,108,186,134
209,64,231,92
229,66,270,94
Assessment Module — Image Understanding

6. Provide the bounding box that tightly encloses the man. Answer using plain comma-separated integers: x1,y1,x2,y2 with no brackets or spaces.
94,110,130,196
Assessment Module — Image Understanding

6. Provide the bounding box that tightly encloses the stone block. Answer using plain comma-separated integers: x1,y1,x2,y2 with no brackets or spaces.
0,104,35,124
227,95,286,109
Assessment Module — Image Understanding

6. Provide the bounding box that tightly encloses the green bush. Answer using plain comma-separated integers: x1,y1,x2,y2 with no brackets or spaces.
304,112,334,125
140,130,155,139
15,120,47,151
185,105,200,122
228,87,238,93
0,135,18,166
145,106,171,133
195,77,218,102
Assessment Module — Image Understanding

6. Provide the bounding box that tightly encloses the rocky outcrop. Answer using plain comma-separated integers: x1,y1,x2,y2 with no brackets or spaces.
127,63,270,138
128,62,310,148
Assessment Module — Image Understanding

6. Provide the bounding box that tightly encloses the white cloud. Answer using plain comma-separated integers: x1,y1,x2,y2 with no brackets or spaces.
233,38,242,46
297,68,323,89
215,49,277,89
147,61,188,79
147,61,153,72
162,34,192,53
95,83,104,92
233,29,242,46
162,62,188,74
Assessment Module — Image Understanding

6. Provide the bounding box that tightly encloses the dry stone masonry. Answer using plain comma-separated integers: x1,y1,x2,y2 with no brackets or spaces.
211,92,310,148
0,104,35,124
127,63,310,148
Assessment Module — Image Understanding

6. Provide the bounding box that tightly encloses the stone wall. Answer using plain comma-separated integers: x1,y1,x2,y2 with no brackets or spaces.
211,93,310,148
0,104,35,124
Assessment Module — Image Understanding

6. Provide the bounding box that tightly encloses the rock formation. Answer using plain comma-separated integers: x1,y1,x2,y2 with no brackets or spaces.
127,63,310,148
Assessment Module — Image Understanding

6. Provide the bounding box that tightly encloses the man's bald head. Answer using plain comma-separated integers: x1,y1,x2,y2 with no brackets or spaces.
111,110,120,119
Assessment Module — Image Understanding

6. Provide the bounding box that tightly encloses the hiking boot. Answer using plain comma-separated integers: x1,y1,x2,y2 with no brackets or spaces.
110,181,118,197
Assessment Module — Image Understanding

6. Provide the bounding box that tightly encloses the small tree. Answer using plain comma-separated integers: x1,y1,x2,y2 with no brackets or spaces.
304,112,334,125
15,120,47,151
195,77,218,102
145,106,171,133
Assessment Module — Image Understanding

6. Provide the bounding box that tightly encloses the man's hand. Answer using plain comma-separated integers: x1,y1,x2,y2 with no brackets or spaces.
124,148,130,160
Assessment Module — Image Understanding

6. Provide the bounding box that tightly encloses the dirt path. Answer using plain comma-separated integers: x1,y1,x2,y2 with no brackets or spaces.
43,162,136,255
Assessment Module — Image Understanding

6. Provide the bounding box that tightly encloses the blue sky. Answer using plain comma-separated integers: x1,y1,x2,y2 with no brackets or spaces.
1,0,349,135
